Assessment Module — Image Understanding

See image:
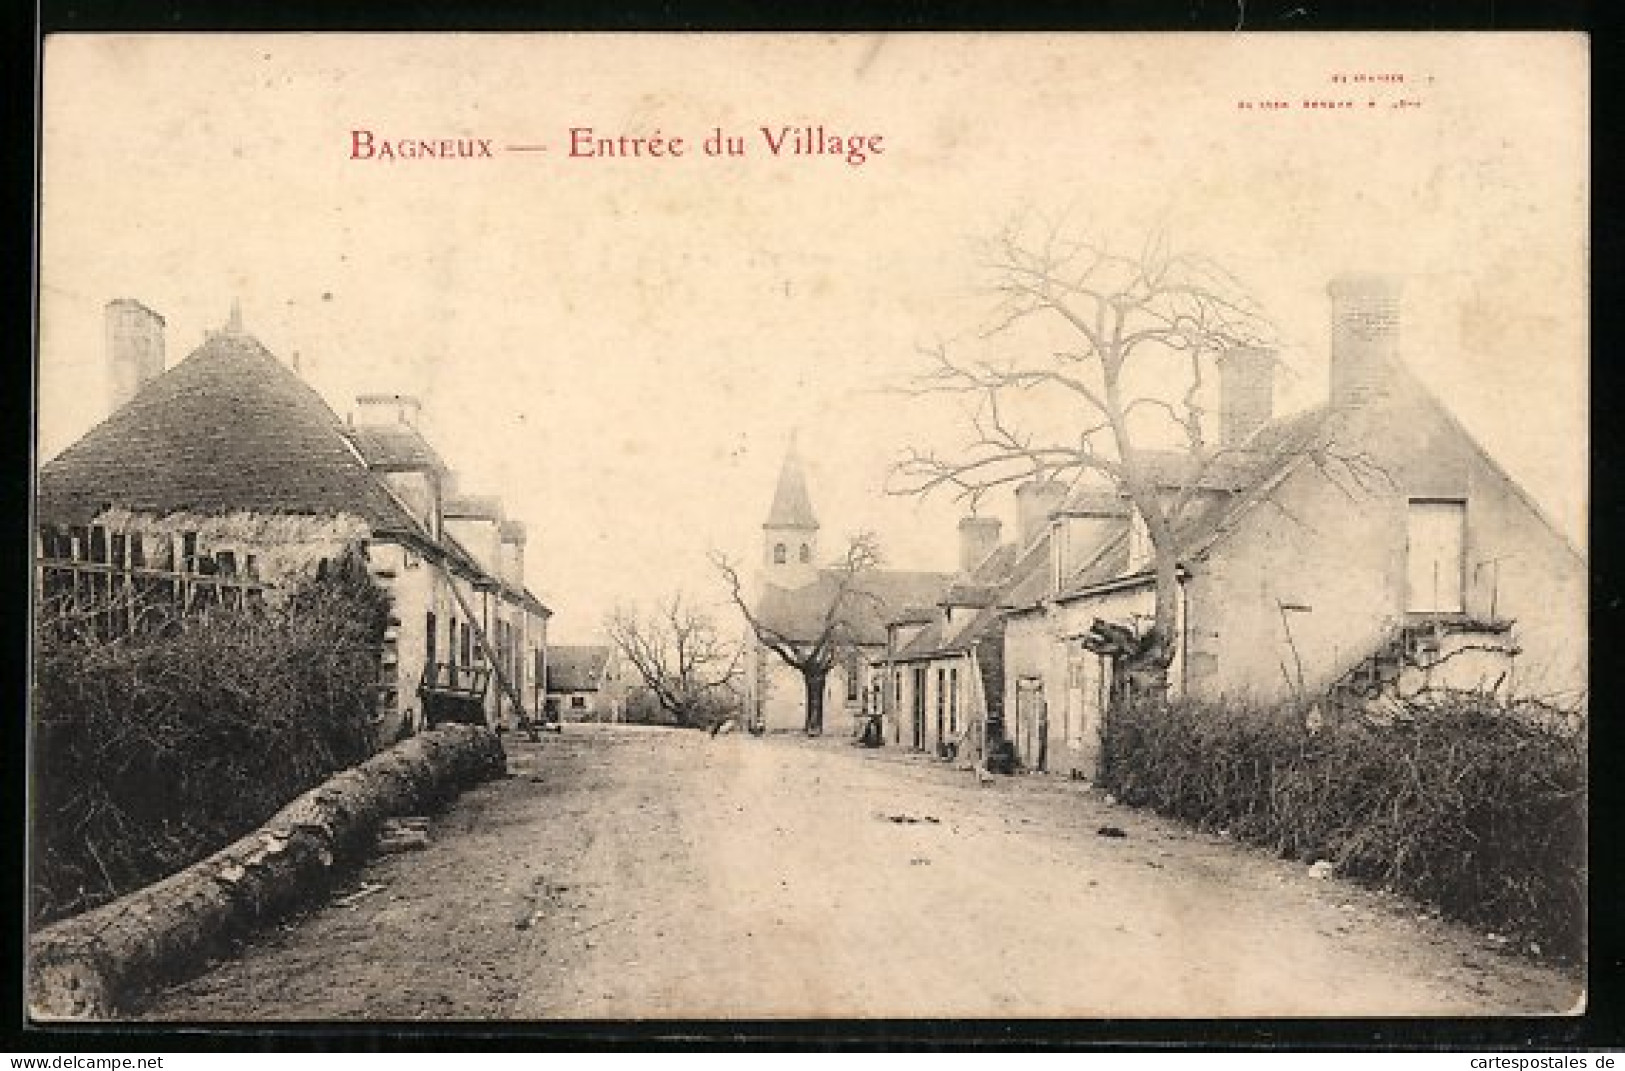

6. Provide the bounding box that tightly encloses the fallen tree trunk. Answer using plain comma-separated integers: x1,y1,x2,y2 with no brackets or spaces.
29,724,506,1020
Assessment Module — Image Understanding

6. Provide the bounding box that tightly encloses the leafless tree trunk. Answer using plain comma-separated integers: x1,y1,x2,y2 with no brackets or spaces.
29,725,505,1020
715,532,882,736
891,218,1282,695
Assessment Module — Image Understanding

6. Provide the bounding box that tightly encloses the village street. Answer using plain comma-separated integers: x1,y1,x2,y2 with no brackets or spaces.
140,724,1580,1021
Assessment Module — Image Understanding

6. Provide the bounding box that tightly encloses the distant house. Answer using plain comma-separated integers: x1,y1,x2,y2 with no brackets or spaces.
1001,275,1587,777
545,643,631,721
746,441,952,735
35,299,553,743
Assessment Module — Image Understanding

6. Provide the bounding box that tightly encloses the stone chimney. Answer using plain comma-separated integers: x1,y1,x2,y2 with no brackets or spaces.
957,515,1003,574
1216,347,1276,447
1014,480,1066,547
1328,274,1403,412
105,299,165,414
354,392,423,428
500,520,527,589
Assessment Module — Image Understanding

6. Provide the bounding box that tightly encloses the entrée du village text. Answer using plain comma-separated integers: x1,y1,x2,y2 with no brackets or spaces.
349,125,888,166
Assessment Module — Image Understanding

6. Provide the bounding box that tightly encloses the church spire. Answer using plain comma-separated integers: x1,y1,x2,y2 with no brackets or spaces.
763,431,819,531
762,433,820,587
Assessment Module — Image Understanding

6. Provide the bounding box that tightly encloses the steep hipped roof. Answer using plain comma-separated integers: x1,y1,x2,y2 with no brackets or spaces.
36,327,555,617
763,440,819,530
757,568,953,646
546,644,612,692
38,332,424,535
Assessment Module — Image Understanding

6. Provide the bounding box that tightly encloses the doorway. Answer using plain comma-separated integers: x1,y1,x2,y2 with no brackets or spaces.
911,665,928,750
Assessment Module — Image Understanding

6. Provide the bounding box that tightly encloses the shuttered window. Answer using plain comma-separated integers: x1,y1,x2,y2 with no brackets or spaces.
1406,499,1466,613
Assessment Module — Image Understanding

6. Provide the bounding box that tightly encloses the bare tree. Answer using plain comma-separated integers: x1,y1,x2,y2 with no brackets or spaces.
604,594,742,729
891,218,1372,695
713,532,883,736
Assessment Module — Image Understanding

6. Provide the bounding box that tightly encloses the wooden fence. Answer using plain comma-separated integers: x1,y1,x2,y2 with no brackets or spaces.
35,523,271,638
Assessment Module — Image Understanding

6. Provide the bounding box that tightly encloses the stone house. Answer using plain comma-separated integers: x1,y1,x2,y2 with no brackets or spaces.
1001,275,1587,777
878,515,1051,761
36,300,553,743
544,643,633,721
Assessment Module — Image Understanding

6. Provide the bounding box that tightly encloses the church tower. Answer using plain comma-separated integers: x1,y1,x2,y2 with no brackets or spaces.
762,433,820,589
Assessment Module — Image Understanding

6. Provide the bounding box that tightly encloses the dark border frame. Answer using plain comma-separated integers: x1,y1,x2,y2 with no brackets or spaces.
11,0,1618,1053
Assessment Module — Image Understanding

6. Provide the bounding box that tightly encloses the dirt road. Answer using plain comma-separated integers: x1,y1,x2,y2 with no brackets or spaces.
141,724,1581,1020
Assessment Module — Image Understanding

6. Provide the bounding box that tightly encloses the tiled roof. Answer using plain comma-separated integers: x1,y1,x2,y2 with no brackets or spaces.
887,605,938,627
1053,531,1132,600
938,581,1002,609
966,542,1020,583
897,530,1053,661
1173,406,1333,558
444,493,502,521
1047,406,1335,605
39,328,555,621
346,424,447,473
37,332,425,535
546,644,612,692
895,619,945,660
756,568,954,646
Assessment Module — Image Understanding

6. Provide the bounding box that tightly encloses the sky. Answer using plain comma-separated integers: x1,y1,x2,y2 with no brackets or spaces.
39,34,1588,642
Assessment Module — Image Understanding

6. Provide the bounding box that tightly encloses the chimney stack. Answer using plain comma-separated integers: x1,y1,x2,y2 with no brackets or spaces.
1328,274,1403,412
354,392,423,428
1014,479,1066,547
956,515,1003,574
500,520,528,589
1216,346,1277,447
105,299,166,414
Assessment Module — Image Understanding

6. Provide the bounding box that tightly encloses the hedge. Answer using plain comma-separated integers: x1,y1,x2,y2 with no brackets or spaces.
1099,694,1585,959
31,550,391,925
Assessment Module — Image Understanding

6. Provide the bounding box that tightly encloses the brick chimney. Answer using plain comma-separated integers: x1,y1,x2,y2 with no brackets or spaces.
1328,274,1403,412
354,392,423,428
957,515,1003,574
1014,480,1066,547
105,299,165,414
1216,346,1276,447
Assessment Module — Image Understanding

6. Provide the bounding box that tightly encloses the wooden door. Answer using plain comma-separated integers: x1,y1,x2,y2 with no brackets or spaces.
1014,678,1044,770
911,665,928,750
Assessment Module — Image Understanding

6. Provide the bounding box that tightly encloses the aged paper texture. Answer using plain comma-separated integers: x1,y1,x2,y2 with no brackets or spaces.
35,34,1586,1021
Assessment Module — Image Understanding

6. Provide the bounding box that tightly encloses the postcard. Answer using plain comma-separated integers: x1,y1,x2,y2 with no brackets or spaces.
32,33,1587,1023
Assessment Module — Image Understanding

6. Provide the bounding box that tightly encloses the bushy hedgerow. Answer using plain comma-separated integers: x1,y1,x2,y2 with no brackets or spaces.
1099,694,1586,959
31,549,391,925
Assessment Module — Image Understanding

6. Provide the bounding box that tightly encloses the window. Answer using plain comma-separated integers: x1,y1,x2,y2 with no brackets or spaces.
936,667,947,735
947,667,959,735
1406,499,1466,613
426,612,437,665
570,695,587,709
773,543,787,564
799,543,811,563
845,649,861,701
